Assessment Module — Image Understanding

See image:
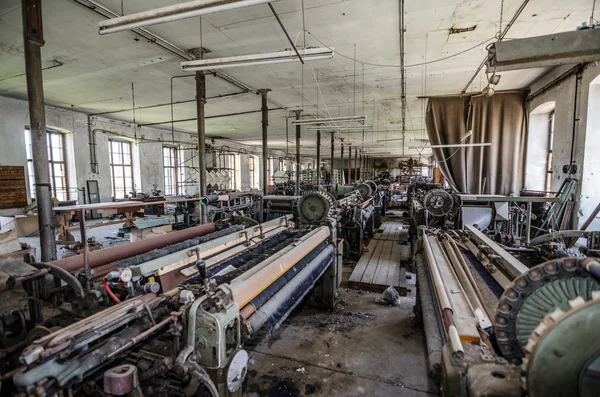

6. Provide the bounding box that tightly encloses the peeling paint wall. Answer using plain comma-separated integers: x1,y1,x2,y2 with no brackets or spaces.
0,96,290,215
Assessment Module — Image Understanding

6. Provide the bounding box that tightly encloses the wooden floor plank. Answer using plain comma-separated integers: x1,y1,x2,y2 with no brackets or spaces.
388,243,403,286
348,238,378,283
360,239,385,284
373,241,393,286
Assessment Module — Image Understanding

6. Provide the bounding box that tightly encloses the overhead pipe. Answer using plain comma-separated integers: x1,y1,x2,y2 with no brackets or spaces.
51,223,216,272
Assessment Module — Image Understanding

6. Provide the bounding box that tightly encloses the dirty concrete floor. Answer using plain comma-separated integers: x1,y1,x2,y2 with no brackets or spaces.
242,212,436,397
243,285,435,397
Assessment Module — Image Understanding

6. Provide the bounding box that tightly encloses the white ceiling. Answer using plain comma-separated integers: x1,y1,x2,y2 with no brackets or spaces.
0,0,595,157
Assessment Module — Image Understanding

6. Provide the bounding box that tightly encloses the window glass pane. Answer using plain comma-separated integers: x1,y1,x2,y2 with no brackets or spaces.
114,167,123,178
53,163,65,177
123,152,131,165
122,142,130,155
52,147,64,162
51,134,61,148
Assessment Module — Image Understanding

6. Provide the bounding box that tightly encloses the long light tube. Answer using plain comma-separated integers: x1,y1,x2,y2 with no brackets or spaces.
307,125,373,131
408,143,491,149
291,115,366,126
181,47,333,72
98,0,276,35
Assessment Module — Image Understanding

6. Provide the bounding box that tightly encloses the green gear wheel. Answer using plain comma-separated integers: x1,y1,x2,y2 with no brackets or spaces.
523,292,600,397
495,257,600,364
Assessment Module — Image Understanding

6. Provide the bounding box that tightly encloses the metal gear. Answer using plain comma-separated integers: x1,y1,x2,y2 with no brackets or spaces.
356,183,373,199
298,191,334,224
365,180,377,195
423,189,453,217
495,257,600,364
522,291,600,397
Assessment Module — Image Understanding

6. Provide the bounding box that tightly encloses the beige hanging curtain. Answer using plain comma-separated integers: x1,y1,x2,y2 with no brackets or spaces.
425,91,527,195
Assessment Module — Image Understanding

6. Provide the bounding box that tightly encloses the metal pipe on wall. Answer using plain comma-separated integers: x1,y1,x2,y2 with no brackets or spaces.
258,89,270,195
294,110,302,195
316,130,321,187
22,0,56,261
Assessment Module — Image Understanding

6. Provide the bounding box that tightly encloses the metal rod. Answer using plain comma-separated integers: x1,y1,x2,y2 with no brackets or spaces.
78,209,91,290
340,138,344,184
316,130,321,187
89,91,249,117
399,0,406,155
330,131,335,184
139,107,284,127
461,0,530,94
22,0,56,261
268,3,304,65
347,144,352,184
294,110,302,195
196,69,207,223
258,89,270,195
354,147,358,182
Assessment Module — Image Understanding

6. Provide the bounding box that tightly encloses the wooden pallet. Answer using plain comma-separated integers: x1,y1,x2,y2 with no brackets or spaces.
348,222,409,294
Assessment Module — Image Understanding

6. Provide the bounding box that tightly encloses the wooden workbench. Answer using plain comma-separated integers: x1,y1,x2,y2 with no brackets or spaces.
53,197,201,243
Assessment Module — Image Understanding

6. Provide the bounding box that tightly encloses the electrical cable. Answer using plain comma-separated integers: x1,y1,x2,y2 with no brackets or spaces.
305,30,495,68
103,280,121,304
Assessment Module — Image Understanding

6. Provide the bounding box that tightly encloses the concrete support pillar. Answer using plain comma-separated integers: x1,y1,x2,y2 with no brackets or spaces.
258,89,271,195
22,0,56,261
316,130,321,188
294,111,302,195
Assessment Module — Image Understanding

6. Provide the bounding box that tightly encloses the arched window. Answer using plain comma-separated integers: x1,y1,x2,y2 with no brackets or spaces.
525,102,555,193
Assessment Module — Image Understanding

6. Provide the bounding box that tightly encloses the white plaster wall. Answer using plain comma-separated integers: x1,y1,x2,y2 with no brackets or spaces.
0,95,293,215
580,79,600,230
527,63,600,228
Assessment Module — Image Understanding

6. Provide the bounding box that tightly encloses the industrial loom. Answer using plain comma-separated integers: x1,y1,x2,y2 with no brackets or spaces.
3,207,341,396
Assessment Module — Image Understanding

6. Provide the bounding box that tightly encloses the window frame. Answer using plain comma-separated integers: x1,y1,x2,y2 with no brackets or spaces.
109,139,134,199
25,129,69,201
249,156,256,190
163,146,178,195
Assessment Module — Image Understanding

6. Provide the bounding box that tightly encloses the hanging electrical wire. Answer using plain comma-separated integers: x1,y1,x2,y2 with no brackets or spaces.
304,30,495,68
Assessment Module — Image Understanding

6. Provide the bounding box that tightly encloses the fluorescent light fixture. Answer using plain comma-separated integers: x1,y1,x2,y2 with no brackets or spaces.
98,0,275,35
291,115,366,126
409,143,491,149
180,47,333,71
307,125,373,131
